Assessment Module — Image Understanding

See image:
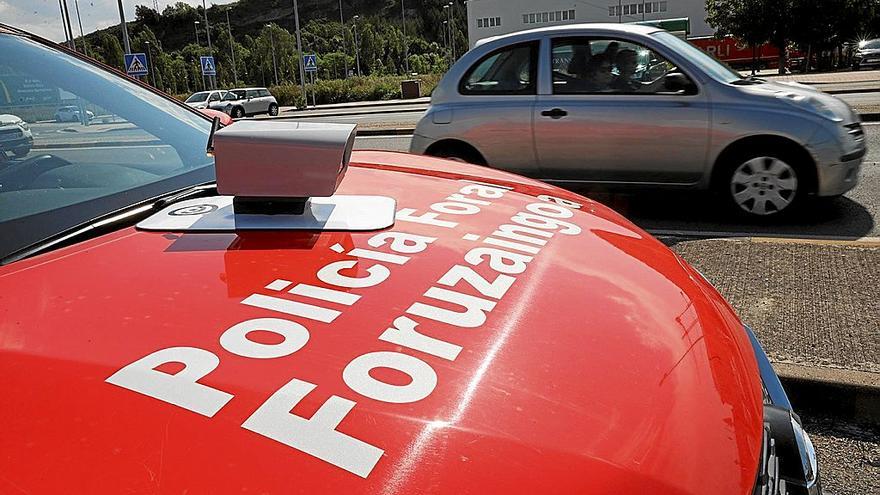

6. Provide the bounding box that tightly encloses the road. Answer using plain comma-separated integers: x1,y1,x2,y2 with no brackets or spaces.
354,124,880,239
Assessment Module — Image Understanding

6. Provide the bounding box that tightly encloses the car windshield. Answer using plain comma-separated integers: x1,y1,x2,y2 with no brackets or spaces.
653,31,743,83
862,39,880,50
186,92,210,103
222,92,240,101
0,33,214,262
230,89,247,98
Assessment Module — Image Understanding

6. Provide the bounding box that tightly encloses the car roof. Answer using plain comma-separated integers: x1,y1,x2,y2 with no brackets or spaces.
474,22,662,47
230,87,266,91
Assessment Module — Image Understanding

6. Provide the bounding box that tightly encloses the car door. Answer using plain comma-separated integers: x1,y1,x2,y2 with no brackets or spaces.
257,89,272,112
533,36,710,185
245,90,261,114
452,41,539,177
207,92,222,109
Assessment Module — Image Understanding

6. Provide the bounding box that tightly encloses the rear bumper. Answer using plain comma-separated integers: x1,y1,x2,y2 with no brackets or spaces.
745,325,822,495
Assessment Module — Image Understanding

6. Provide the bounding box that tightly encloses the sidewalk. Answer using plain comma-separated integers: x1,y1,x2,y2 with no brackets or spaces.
671,237,879,375
669,237,880,423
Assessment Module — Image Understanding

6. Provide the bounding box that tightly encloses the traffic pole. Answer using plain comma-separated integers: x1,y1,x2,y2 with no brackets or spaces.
117,0,131,55
293,0,307,107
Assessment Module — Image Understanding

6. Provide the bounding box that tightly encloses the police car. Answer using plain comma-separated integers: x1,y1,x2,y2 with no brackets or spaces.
0,24,819,494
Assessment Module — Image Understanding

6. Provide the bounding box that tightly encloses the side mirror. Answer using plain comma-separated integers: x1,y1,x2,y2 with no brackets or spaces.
664,73,697,95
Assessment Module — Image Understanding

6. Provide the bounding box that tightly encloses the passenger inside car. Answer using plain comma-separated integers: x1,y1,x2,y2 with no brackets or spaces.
582,53,614,92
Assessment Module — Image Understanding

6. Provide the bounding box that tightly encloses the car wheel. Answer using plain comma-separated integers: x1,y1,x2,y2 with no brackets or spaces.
231,106,244,119
722,153,803,217
268,103,279,116
12,146,30,158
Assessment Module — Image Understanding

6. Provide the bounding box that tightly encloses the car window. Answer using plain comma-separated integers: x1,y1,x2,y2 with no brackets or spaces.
653,32,741,84
246,90,258,98
186,92,209,103
0,34,214,262
222,92,239,101
231,90,247,99
258,89,271,98
551,37,687,95
208,93,221,102
460,42,538,95
863,39,880,50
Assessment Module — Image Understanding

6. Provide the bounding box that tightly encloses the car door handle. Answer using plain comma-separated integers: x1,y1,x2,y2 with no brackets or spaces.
541,108,568,119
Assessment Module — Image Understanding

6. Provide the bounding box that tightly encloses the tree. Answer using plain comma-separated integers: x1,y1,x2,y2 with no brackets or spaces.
706,0,778,73
96,32,125,71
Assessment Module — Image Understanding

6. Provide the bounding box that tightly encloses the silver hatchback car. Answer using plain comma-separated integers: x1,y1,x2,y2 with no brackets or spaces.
411,24,866,217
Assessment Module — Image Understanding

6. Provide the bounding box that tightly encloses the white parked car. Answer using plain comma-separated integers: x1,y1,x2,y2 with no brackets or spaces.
184,90,228,110
0,113,33,157
222,87,279,117
54,105,95,122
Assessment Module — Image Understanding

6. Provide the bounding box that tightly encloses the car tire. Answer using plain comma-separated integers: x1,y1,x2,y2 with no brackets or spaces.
268,103,279,116
426,142,487,166
12,146,30,158
718,149,805,218
231,106,245,119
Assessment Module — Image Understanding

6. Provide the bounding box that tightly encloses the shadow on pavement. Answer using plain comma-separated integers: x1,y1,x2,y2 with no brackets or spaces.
567,187,876,240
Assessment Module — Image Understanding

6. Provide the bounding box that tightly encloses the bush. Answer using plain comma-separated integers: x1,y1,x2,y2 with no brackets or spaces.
174,74,443,108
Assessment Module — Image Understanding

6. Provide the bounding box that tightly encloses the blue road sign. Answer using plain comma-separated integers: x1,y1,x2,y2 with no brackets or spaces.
124,53,149,76
200,56,216,76
304,54,318,72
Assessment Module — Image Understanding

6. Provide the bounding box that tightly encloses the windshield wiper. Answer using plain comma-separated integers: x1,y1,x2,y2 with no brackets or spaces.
1,182,217,265
732,75,766,85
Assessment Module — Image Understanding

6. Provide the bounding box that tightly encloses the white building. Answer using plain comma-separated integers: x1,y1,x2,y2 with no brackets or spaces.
465,0,713,47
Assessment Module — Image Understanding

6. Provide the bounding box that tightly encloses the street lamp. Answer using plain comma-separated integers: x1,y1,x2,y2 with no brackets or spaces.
401,0,409,74
267,24,278,86
200,0,214,90
352,15,362,77
442,19,449,66
117,0,131,54
225,7,238,84
73,0,89,57
194,21,204,90
444,2,455,61
339,0,348,78
293,0,307,103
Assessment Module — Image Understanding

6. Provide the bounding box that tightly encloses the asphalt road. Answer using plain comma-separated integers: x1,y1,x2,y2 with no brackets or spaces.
354,124,880,239
804,416,880,495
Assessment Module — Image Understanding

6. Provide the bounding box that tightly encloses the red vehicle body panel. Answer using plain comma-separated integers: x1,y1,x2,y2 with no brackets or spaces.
690,36,802,69
0,151,763,494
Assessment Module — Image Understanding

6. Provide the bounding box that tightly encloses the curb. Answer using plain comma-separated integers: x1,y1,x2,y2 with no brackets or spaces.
824,86,880,95
276,107,427,120
283,98,430,112
775,363,880,426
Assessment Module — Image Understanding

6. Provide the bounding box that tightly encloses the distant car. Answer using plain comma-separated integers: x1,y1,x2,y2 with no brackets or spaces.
223,87,278,117
184,90,228,110
0,113,33,157
853,39,880,70
54,105,95,122
197,107,234,126
411,23,865,218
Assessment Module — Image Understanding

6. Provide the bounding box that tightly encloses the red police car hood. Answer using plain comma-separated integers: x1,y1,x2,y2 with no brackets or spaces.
0,151,763,494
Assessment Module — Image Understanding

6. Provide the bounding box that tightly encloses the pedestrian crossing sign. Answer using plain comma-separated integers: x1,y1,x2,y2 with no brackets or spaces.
200,56,216,76
124,53,149,76
304,54,318,72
